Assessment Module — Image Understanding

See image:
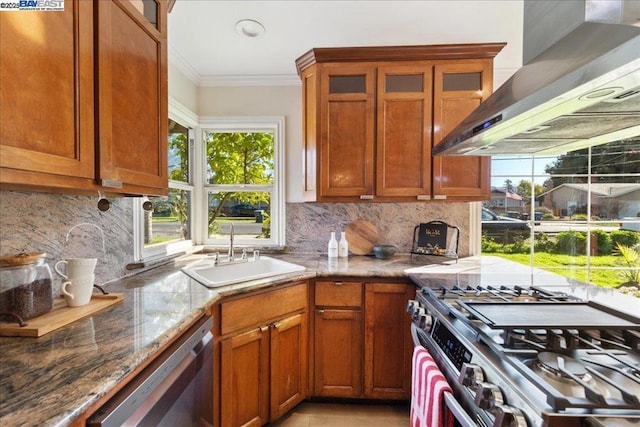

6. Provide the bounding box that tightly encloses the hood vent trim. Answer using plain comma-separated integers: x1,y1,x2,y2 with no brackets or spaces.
434,2,640,156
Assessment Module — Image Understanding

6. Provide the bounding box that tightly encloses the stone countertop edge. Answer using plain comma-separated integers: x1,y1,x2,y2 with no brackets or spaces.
0,253,431,427
3,253,634,427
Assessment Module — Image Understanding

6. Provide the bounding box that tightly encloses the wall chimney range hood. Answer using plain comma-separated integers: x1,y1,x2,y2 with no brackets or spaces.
433,0,640,156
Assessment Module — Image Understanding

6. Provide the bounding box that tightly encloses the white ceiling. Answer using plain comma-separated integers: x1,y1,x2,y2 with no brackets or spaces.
168,0,525,87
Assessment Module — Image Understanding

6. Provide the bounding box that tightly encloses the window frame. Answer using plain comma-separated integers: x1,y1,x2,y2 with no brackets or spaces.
133,98,198,261
198,116,286,249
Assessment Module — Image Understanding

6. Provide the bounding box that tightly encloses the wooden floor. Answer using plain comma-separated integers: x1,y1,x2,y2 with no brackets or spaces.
270,401,410,427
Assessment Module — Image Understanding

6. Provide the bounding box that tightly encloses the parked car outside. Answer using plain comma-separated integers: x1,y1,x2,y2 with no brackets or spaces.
619,217,640,232
228,204,258,217
482,207,531,243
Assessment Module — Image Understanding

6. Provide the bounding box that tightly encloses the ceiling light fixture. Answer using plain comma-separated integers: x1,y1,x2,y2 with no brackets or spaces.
235,19,265,38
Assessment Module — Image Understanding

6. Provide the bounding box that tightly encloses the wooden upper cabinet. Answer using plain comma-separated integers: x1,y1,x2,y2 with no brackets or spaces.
0,0,95,185
296,44,505,203
376,64,432,198
0,0,168,196
319,64,376,199
96,0,168,194
432,61,493,199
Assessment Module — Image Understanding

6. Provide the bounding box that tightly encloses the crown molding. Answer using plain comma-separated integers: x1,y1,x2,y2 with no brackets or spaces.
168,45,200,85
199,74,302,87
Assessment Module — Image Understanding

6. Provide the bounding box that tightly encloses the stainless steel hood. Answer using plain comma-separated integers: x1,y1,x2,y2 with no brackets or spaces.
433,0,640,156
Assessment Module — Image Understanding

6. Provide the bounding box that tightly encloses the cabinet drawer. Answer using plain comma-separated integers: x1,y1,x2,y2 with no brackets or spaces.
315,281,362,307
221,282,307,335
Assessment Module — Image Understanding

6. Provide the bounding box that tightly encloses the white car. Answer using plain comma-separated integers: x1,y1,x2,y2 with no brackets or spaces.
619,217,640,232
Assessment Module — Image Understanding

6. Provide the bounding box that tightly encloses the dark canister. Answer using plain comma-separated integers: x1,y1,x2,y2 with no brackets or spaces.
0,252,54,320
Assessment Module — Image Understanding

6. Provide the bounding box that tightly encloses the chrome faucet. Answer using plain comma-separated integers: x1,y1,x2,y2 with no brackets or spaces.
228,223,235,261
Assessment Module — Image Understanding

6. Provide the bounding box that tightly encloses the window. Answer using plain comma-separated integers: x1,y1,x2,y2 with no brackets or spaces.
199,117,285,248
484,140,640,292
134,99,197,261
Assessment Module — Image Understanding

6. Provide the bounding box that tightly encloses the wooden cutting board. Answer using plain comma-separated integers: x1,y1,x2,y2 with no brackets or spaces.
345,220,379,255
0,293,124,337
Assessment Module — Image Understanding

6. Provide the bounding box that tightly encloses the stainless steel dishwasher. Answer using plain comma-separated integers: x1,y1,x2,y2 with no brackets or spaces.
87,315,213,427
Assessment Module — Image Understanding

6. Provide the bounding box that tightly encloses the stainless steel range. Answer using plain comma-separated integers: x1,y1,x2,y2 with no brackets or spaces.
407,274,640,427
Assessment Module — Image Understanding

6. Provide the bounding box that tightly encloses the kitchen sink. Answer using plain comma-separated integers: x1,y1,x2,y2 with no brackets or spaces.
181,256,306,288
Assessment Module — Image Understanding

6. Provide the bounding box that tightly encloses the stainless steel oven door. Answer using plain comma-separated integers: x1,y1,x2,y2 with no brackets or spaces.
87,316,213,427
411,323,476,427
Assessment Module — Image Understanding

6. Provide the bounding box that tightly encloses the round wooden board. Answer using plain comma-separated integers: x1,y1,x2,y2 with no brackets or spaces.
345,220,379,255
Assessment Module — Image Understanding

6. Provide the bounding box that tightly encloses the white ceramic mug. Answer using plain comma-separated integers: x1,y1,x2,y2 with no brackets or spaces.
61,274,95,307
54,258,97,280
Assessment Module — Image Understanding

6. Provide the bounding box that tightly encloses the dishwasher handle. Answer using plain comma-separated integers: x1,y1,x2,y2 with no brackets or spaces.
87,316,213,427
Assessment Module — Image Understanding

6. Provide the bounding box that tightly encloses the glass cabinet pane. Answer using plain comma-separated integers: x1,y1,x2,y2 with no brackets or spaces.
329,75,366,94
130,0,158,28
385,74,423,92
442,72,481,91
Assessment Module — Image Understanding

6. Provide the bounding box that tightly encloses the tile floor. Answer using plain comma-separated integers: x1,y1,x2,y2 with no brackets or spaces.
270,401,410,426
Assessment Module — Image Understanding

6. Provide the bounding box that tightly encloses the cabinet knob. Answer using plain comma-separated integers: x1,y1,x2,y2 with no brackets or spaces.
359,195,374,200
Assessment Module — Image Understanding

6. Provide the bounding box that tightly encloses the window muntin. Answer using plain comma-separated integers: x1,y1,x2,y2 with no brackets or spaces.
485,140,640,290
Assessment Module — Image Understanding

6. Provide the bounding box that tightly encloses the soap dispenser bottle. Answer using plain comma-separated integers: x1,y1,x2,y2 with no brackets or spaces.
339,231,349,258
328,232,338,258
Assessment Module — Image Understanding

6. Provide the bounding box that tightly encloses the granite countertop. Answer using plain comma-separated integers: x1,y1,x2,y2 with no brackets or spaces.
1,253,637,427
0,252,437,427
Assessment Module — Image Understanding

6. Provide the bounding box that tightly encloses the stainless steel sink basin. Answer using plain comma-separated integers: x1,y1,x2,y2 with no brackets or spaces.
182,256,306,288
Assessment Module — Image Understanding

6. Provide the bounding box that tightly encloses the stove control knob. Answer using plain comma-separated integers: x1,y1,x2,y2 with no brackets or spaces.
459,363,483,387
412,307,425,322
493,404,528,427
418,313,432,330
474,382,504,410
406,300,418,313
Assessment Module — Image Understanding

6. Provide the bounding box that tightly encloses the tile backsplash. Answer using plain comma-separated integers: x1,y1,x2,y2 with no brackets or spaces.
0,191,472,286
285,202,470,256
0,191,134,285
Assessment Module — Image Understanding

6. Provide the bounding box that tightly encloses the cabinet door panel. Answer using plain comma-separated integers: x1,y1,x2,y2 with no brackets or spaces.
314,309,363,397
270,313,308,421
0,0,94,181
433,62,492,199
319,65,375,198
364,282,413,399
221,327,269,427
377,65,432,197
96,0,167,193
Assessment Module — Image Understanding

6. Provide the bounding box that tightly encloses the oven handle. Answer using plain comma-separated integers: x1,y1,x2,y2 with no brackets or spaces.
411,323,477,427
443,391,477,427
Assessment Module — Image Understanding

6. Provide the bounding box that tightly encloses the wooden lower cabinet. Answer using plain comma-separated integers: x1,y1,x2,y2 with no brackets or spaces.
312,279,413,400
313,308,363,397
364,282,414,400
221,327,270,427
216,282,308,427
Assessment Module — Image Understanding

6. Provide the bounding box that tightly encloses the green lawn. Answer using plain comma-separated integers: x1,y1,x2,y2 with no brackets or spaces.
490,252,634,289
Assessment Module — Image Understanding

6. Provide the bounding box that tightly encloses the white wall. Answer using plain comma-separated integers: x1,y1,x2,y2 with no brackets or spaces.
168,62,198,113
198,85,304,203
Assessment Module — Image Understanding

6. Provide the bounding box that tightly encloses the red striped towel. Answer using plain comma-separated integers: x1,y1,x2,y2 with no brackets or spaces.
411,345,454,427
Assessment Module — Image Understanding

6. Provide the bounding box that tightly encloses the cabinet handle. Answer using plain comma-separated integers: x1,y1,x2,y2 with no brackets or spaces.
100,179,123,189
272,322,281,330
434,194,447,200
260,326,269,332
334,281,343,286
416,195,431,201
359,194,374,200
316,309,325,314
